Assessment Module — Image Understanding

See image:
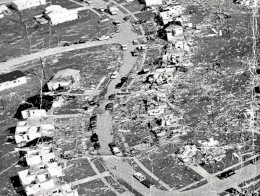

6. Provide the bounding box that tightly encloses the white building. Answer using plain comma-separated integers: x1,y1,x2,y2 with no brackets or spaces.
44,5,79,25
21,108,47,119
144,0,162,6
159,4,182,25
26,152,57,166
12,0,47,11
0,70,26,92
165,25,183,42
47,69,80,91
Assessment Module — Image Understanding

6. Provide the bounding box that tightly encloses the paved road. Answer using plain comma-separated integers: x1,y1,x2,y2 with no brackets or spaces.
71,171,110,186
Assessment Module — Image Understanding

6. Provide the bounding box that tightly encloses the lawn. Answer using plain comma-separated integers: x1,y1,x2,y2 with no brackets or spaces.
64,159,96,182
76,179,117,196
93,158,107,173
144,48,160,65
123,2,144,13
0,9,115,62
104,176,126,193
134,11,154,22
51,0,83,9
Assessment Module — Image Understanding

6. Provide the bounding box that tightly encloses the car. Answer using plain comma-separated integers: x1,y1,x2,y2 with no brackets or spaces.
109,142,123,157
141,179,154,188
108,94,116,101
111,71,119,79
98,35,110,40
79,39,86,44
105,103,113,112
110,32,118,38
133,172,146,182
250,156,260,164
117,89,131,95
113,20,121,25
98,18,110,23
63,42,71,47
91,133,99,142
121,45,127,51
217,170,235,180
132,51,139,56
99,7,105,12
225,188,241,194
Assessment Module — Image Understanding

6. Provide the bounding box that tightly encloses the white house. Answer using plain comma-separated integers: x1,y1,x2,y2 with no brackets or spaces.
47,69,80,91
26,152,56,166
144,0,162,6
0,70,26,92
44,5,79,25
21,108,47,119
0,4,8,16
12,0,47,11
165,25,183,42
159,4,182,25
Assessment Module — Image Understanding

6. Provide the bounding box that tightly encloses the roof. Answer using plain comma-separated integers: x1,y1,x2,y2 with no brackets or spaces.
51,69,80,82
0,70,25,84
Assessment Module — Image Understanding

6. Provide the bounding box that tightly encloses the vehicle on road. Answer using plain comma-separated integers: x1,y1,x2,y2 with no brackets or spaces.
141,179,154,188
109,142,123,157
91,133,99,143
133,172,146,182
113,20,121,25
217,170,235,180
98,35,110,41
132,50,139,56
121,45,127,51
117,89,131,95
63,42,71,46
111,71,119,79
88,96,100,107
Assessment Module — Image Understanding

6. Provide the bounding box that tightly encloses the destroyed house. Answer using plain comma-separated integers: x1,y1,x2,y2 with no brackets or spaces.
21,108,47,119
178,145,197,162
0,70,27,92
11,0,47,11
44,5,79,25
108,5,118,15
165,25,184,41
35,183,79,196
47,69,80,91
26,152,57,166
143,0,162,6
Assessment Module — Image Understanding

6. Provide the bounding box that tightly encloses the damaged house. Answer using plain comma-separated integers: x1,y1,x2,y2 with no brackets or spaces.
44,5,79,25
177,145,198,163
15,122,55,147
165,24,184,42
0,70,27,92
143,0,162,6
18,162,64,196
159,3,183,25
47,69,80,91
21,109,48,119
11,0,47,11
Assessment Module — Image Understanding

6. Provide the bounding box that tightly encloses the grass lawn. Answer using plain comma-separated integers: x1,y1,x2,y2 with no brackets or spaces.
123,2,144,13
93,158,107,173
134,11,154,22
64,159,96,182
51,0,83,9
144,48,160,65
114,0,127,4
76,179,117,196
104,176,126,193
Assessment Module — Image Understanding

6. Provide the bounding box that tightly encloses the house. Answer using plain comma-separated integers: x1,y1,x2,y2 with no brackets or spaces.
47,69,80,91
15,124,55,147
153,68,175,80
38,183,79,196
44,5,79,25
143,0,162,6
108,5,118,15
198,137,219,152
26,153,57,166
165,25,184,42
159,4,182,25
21,108,47,119
0,70,26,92
178,145,198,163
11,0,47,11
0,4,8,17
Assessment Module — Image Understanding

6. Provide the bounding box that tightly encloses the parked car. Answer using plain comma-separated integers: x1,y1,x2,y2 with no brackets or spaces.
217,170,235,180
121,45,127,51
133,172,146,182
63,42,71,46
105,103,113,112
141,179,154,188
113,20,121,25
132,51,139,56
123,16,130,21
98,35,110,40
79,39,86,43
98,18,110,23
99,7,105,12
111,71,119,79
108,94,116,101
110,32,118,38
108,142,123,157
133,40,139,45
250,156,260,164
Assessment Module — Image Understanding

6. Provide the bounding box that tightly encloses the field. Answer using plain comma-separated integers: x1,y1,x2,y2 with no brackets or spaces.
123,2,144,13
0,7,116,62
64,159,96,182
76,179,117,196
134,11,154,22
104,176,126,193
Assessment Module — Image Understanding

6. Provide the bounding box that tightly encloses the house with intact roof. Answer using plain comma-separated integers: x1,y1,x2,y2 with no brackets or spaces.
0,70,27,92
11,0,47,11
